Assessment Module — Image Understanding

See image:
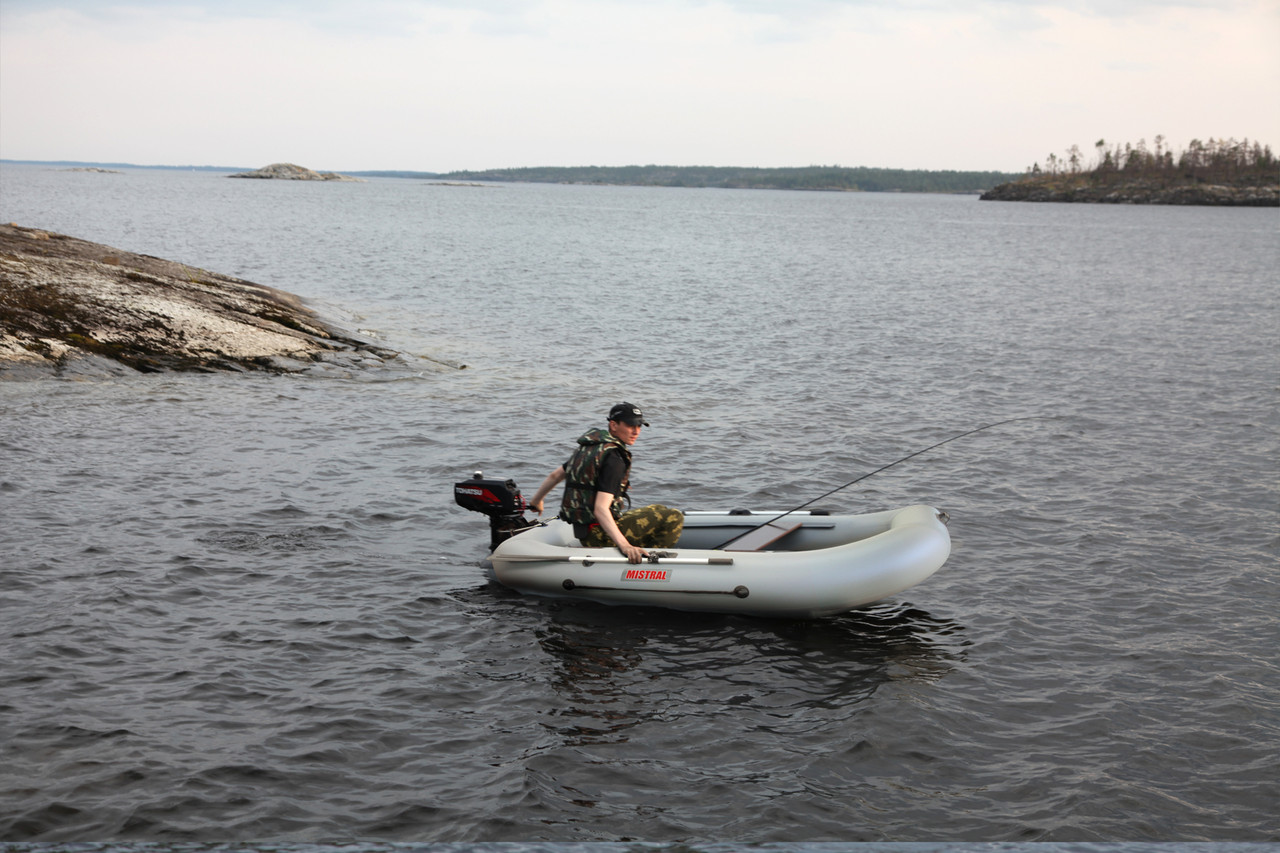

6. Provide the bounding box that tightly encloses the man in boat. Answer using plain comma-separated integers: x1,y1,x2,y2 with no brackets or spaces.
527,402,684,563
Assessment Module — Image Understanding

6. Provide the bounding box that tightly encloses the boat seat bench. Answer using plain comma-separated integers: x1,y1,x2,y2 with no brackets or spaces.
723,520,803,551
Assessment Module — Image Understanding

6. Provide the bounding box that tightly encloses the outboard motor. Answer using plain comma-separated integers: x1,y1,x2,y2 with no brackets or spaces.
453,471,532,551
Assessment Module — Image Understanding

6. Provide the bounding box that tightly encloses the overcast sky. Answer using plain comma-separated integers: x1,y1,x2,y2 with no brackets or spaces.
1,0,1276,173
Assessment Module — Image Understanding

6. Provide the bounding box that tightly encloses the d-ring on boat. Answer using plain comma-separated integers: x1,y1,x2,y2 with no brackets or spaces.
455,473,951,618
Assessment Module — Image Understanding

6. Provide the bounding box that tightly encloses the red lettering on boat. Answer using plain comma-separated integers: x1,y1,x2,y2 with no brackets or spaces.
622,568,670,582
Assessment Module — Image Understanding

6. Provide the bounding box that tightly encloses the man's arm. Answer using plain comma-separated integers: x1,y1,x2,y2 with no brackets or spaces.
593,490,647,563
528,465,566,515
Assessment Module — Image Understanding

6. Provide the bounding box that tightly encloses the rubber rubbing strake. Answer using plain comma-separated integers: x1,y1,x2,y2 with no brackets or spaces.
561,578,750,596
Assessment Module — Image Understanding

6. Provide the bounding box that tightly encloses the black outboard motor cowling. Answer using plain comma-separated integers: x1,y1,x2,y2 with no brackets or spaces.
454,472,532,551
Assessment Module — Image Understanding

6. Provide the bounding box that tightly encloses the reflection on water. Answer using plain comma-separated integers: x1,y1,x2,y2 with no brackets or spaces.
523,597,967,747
3,167,1276,840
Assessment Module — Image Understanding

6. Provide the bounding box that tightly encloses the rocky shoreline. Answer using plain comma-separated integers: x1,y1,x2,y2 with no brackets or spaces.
0,224,402,379
228,162,363,182
980,180,1278,205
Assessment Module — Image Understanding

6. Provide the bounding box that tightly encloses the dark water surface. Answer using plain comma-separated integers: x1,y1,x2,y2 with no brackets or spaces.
1,165,1277,842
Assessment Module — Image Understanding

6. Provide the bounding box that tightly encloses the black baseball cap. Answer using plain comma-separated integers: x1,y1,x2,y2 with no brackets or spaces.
608,402,649,427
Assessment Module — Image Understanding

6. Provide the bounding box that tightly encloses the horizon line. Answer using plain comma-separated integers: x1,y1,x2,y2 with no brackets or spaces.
0,158,1021,176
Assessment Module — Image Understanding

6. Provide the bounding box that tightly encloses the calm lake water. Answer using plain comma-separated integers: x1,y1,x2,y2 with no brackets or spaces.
1,163,1277,843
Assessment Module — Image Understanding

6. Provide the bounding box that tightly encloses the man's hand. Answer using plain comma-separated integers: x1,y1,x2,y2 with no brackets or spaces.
594,490,646,562
620,542,649,564
528,466,566,517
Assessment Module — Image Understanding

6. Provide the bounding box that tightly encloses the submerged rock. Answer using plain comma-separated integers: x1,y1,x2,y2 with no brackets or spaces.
0,224,398,379
228,162,363,182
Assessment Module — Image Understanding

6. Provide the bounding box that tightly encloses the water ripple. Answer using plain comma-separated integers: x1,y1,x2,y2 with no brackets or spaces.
1,171,1276,842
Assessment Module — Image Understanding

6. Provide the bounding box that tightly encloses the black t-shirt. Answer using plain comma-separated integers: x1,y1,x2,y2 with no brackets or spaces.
594,450,627,498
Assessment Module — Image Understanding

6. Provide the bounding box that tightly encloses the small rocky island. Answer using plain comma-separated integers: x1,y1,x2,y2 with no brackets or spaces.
228,163,363,182
980,179,1277,205
0,224,399,379
981,136,1277,206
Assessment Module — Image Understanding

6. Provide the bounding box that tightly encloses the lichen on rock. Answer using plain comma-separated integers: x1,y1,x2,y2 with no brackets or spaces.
0,224,398,379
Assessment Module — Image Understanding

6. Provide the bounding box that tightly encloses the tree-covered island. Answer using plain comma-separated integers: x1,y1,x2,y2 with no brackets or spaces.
981,137,1277,205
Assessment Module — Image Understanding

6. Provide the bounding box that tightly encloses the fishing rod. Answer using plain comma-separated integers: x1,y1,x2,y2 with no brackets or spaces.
711,415,1055,550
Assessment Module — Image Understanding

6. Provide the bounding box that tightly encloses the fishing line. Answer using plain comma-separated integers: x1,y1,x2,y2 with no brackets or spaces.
711,415,1057,550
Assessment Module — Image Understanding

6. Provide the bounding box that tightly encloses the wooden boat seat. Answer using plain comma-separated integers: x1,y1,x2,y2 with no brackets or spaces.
723,520,803,551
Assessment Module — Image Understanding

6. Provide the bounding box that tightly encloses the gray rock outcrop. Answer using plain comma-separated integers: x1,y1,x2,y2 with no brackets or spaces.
228,163,363,182
980,180,1278,205
0,224,398,379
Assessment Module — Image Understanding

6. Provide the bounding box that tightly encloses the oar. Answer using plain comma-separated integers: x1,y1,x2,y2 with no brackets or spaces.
500,554,734,566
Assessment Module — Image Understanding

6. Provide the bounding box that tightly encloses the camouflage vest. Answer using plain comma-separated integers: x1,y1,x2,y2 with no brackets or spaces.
558,428,631,526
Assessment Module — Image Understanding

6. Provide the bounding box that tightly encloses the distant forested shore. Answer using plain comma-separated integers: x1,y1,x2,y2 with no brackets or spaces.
982,137,1277,206
0,159,249,172
2,159,1015,193
421,165,1018,193
11,146,1273,204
